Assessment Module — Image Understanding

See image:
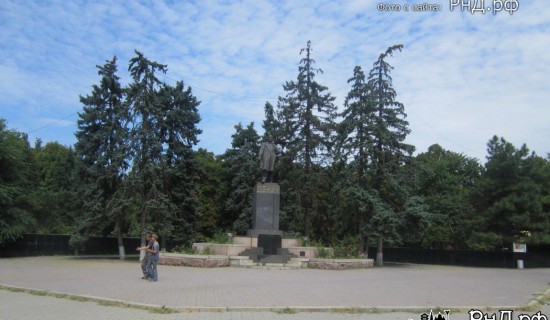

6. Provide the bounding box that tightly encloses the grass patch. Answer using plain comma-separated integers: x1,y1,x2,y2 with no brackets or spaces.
368,307,381,314
97,300,128,308
330,307,366,314
68,295,88,302
276,307,297,314
33,290,47,296
524,287,550,311
153,306,179,314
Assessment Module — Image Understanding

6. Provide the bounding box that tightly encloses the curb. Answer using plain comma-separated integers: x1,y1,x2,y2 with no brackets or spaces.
526,287,550,310
0,283,533,314
0,284,177,314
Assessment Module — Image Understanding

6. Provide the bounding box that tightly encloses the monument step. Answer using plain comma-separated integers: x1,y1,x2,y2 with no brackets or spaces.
229,256,257,267
257,254,293,265
243,265,300,270
277,248,290,255
240,247,264,260
240,247,264,255
239,262,304,269
288,257,309,267
230,255,306,269
235,253,297,265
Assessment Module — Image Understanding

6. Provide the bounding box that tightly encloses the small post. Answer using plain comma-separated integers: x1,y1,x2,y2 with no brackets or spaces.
513,242,527,269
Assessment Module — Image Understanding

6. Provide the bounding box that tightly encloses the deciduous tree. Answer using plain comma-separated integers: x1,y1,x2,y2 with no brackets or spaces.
0,119,36,244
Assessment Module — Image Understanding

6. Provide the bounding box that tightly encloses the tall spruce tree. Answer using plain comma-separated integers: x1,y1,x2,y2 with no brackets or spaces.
276,41,337,236
342,45,416,265
338,66,375,251
126,52,202,251
367,45,413,169
368,45,414,265
156,81,202,248
219,123,261,234
126,51,168,256
74,56,130,258
262,102,280,141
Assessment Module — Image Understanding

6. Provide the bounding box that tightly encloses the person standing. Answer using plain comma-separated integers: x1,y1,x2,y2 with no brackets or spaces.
146,234,160,282
136,233,153,279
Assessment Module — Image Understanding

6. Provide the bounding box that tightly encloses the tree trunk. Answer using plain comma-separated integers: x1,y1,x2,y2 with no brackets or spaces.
117,236,126,260
139,228,146,262
139,206,146,262
139,112,148,262
115,218,126,260
359,234,369,257
161,236,166,252
358,209,366,253
376,235,384,266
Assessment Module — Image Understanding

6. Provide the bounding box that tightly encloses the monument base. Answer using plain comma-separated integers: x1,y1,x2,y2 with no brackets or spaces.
248,182,283,237
258,234,282,255
252,182,280,230
243,182,288,264
246,229,284,237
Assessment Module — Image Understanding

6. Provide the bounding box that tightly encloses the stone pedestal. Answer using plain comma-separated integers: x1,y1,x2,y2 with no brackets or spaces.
247,183,283,237
258,234,282,255
245,183,286,264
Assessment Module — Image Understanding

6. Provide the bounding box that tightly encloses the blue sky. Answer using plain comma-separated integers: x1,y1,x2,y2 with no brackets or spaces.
1,0,548,161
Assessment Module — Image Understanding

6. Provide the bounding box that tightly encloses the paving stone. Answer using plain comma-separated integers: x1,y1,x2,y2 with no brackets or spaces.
0,256,549,319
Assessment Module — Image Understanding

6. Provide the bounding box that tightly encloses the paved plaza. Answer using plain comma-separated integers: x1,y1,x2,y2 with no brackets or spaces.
0,256,549,319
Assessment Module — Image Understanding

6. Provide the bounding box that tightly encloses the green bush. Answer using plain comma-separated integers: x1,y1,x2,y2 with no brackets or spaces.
207,230,232,244
314,236,366,259
332,236,362,259
171,245,197,254
317,246,332,259
466,232,503,251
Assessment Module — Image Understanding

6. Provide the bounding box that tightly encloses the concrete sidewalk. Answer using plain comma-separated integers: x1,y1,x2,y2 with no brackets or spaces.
0,256,549,319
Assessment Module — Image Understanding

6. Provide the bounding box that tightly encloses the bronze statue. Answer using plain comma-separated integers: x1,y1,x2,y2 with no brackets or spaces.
259,137,280,183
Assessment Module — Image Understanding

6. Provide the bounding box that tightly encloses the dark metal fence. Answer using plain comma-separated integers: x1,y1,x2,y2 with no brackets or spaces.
368,247,550,268
0,234,185,258
3,235,549,268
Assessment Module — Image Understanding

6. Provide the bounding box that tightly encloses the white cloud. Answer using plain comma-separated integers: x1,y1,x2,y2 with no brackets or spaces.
0,0,548,160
